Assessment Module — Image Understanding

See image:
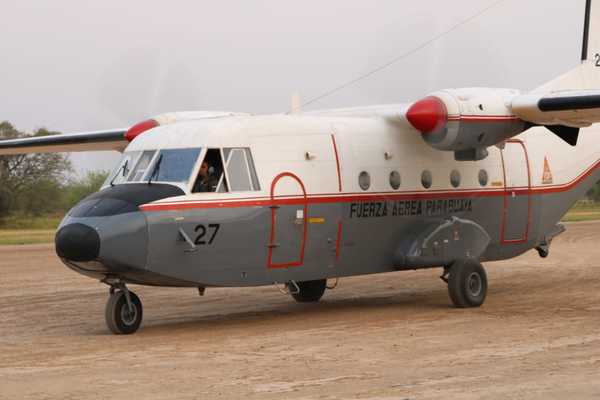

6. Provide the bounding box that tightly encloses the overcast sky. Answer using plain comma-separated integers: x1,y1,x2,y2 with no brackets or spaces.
0,0,584,175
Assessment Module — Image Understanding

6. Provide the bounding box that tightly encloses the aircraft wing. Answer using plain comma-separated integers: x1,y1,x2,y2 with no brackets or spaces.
0,129,128,155
512,90,600,128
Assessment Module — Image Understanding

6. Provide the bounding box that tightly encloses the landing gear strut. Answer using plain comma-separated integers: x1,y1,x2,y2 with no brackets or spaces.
445,260,488,308
105,282,143,334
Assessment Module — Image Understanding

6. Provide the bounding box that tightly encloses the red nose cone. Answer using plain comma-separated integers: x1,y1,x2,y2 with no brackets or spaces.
406,96,448,134
125,119,159,142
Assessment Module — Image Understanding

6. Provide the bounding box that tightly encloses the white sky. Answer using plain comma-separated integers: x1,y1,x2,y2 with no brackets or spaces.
0,0,585,176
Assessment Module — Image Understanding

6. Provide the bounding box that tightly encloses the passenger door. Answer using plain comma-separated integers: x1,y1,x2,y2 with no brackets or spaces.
261,134,341,270
268,173,308,268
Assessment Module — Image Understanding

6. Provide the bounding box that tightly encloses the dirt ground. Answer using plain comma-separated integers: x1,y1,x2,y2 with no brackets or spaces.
1,222,599,400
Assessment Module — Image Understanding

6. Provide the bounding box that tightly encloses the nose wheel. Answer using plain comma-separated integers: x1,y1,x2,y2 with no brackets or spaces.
444,260,488,308
105,285,143,334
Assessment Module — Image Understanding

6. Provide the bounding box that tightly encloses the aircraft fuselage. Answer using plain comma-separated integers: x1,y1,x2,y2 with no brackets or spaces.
56,112,600,288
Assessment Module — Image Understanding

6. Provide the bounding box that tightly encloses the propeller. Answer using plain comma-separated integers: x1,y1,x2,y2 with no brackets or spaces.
97,49,203,126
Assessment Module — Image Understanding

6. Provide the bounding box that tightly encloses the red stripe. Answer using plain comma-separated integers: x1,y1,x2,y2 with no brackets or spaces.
530,158,600,194
141,190,504,211
140,158,600,212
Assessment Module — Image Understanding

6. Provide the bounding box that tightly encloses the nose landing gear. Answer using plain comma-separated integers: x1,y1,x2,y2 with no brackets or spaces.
104,282,143,334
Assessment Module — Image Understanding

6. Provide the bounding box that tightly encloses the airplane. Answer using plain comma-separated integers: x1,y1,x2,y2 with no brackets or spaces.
1,1,600,335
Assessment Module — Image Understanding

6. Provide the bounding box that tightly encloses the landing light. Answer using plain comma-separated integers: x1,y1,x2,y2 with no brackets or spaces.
406,96,448,134
125,119,159,142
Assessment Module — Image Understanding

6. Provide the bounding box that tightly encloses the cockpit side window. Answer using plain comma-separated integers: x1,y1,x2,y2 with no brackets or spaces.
192,148,228,193
128,150,156,182
104,151,140,186
191,148,260,193
244,149,261,191
223,148,256,191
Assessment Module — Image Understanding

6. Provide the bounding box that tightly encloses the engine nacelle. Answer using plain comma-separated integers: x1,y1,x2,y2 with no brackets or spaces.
406,88,527,160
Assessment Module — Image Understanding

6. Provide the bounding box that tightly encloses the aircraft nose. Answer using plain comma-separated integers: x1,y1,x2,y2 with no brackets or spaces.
55,223,100,262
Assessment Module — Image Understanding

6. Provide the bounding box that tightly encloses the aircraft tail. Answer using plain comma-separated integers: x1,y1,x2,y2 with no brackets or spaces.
535,0,600,93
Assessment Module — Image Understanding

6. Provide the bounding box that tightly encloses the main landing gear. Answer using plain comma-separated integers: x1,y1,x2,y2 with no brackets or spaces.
441,260,488,308
287,279,327,303
104,282,143,335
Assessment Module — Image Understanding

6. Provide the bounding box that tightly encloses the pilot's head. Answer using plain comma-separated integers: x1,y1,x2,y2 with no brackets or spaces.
199,161,209,178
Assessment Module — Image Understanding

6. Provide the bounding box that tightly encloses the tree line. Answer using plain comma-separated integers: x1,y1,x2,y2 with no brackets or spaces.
0,122,107,218
0,121,599,219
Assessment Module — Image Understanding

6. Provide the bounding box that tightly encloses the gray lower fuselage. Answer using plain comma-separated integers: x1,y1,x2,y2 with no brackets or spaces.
57,165,598,288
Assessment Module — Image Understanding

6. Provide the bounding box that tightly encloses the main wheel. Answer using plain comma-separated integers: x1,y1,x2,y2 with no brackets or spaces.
447,260,487,308
105,290,143,334
290,279,327,303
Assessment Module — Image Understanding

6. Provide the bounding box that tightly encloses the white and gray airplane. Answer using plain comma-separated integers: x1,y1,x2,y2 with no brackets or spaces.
1,1,600,334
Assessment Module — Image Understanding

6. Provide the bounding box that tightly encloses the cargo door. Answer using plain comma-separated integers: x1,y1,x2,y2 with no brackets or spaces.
501,140,531,243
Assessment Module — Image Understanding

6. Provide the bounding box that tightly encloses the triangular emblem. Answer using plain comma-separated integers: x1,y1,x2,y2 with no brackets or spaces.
542,156,553,185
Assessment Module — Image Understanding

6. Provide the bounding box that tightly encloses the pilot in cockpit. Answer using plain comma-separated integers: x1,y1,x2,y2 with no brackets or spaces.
193,161,219,192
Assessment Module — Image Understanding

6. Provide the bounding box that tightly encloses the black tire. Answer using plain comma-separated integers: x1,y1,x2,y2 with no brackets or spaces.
105,290,143,334
447,260,487,308
290,279,327,303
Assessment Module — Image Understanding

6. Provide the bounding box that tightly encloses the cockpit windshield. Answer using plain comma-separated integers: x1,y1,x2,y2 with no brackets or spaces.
103,148,201,189
150,149,201,183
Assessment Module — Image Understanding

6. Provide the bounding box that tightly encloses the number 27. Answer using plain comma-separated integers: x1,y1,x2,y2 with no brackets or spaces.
194,224,220,245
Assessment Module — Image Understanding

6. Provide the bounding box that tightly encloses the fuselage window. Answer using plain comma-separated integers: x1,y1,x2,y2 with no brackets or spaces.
450,170,461,188
478,169,489,187
389,171,401,190
359,171,371,191
128,150,156,182
193,148,228,193
421,170,433,189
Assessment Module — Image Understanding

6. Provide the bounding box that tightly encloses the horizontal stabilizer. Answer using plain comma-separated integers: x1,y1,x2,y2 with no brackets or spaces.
512,90,600,128
0,129,128,155
546,125,580,146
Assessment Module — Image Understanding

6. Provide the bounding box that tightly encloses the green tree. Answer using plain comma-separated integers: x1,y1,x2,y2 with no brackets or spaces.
587,180,600,202
0,122,71,216
61,170,109,210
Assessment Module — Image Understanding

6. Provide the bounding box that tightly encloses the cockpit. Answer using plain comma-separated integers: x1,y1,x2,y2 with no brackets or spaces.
103,147,261,194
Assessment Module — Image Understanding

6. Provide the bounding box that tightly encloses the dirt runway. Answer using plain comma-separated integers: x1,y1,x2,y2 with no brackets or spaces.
1,222,600,399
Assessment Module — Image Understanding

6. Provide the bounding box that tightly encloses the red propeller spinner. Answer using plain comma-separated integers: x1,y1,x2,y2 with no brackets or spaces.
406,96,448,134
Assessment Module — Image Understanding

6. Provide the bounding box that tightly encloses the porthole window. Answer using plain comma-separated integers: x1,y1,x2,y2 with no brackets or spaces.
358,171,371,191
389,171,401,190
478,169,489,187
421,170,432,189
450,170,461,188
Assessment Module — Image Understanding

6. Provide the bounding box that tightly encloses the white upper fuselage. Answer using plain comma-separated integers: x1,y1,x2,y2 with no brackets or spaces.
120,107,600,209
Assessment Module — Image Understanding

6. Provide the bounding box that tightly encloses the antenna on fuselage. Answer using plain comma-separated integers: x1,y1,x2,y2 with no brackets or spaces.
290,92,302,114
296,0,507,111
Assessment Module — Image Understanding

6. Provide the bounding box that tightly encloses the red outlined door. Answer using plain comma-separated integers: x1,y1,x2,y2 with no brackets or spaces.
501,140,532,244
268,173,308,268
